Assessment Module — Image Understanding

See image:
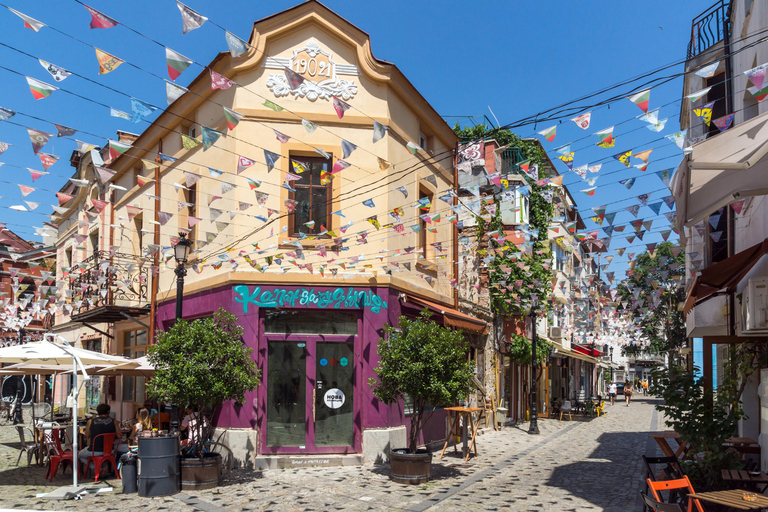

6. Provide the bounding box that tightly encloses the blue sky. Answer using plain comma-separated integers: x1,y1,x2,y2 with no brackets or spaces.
0,0,715,280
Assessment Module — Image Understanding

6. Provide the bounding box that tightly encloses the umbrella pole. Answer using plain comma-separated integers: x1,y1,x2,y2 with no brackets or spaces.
72,355,78,488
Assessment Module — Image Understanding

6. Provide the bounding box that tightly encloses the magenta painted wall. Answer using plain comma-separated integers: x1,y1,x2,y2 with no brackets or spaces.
155,283,448,452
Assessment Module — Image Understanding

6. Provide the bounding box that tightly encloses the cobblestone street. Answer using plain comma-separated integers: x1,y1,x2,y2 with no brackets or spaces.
0,397,659,512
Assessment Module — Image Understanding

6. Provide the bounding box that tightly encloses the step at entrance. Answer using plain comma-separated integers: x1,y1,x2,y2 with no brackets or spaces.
254,454,364,470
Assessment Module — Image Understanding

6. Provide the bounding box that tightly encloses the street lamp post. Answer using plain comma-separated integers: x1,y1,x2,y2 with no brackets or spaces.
528,294,540,435
170,232,192,432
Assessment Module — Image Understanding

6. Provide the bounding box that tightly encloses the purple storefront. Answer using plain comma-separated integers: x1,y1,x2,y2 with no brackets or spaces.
155,283,471,459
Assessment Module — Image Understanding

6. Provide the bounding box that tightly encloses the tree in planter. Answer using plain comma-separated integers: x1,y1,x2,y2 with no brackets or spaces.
147,308,261,459
369,310,474,453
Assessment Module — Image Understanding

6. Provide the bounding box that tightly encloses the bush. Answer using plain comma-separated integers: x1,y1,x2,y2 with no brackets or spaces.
147,308,261,458
369,310,474,453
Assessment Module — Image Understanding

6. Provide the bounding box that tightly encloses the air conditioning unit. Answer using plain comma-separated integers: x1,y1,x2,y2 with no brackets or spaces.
549,326,563,339
742,277,768,333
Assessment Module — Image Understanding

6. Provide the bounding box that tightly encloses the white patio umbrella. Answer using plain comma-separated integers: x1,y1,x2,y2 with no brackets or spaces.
0,337,129,491
97,356,155,378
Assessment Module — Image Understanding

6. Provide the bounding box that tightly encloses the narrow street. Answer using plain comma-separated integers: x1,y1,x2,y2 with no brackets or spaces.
0,397,658,512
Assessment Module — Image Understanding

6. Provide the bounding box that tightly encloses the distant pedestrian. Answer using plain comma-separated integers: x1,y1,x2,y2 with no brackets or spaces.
608,381,617,406
642,379,649,396
625,382,633,407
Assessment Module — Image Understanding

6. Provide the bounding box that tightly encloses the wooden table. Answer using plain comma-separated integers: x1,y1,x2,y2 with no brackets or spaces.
440,407,483,462
689,490,768,511
723,437,761,456
721,469,768,492
649,431,695,459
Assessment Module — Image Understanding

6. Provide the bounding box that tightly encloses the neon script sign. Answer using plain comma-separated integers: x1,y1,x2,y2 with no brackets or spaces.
234,285,388,313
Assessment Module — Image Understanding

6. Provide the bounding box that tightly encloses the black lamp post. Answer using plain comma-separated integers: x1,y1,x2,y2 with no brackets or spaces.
173,232,192,321
528,293,540,435
170,232,192,432
610,346,614,381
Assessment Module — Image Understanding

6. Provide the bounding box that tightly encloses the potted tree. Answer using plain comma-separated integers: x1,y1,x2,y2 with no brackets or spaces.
369,310,473,484
147,308,261,489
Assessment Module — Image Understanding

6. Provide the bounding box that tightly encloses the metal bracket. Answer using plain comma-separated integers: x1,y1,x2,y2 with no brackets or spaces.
81,323,114,339
119,311,150,330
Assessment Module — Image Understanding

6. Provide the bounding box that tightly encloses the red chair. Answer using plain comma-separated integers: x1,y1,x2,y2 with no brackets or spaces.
647,476,705,512
81,433,120,483
44,433,74,482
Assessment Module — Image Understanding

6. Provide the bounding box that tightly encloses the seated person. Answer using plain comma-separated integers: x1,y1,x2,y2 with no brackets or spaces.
142,401,158,417
180,406,209,448
78,403,121,470
128,408,153,445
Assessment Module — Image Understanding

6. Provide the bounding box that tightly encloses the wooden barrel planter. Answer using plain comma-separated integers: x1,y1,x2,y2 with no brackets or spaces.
389,449,432,484
180,453,221,490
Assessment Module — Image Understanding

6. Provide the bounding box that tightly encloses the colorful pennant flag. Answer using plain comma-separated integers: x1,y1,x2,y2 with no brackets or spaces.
595,127,614,148
557,152,574,170
7,7,45,31
223,107,243,130
53,123,76,137
745,63,768,91
84,5,118,29
177,1,207,34
538,125,556,142
264,150,280,171
181,133,200,150
406,141,420,155
580,187,597,196
38,59,71,82
210,70,234,90
713,113,735,132
613,150,632,167
165,80,187,105
225,31,248,58
686,87,712,103
38,152,59,171
571,112,591,130
26,77,58,100
27,128,53,154
333,97,351,119
693,101,715,126
237,156,255,174
166,48,193,80
95,48,124,75
627,89,651,113
695,62,719,78
108,139,131,160
619,178,636,189
666,131,687,150
373,121,387,143
634,149,653,163
131,98,156,124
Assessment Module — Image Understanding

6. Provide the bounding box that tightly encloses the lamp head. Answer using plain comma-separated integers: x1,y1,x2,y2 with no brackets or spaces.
173,232,192,264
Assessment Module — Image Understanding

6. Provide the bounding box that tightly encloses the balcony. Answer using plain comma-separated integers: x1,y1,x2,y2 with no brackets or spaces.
687,0,730,60
68,250,150,323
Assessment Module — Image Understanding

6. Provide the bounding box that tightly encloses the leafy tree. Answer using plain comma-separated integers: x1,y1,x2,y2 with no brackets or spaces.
369,310,474,453
615,242,685,355
147,308,261,459
507,334,553,367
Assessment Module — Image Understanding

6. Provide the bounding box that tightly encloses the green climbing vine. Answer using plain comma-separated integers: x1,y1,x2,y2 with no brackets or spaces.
453,124,555,318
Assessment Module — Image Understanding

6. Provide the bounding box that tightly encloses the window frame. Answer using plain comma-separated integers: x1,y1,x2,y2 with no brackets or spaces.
121,328,148,404
288,155,332,237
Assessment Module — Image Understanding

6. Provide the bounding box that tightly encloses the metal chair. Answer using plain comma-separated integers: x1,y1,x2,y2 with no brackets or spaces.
81,433,120,483
559,400,573,421
44,432,74,481
594,396,606,417
15,426,39,466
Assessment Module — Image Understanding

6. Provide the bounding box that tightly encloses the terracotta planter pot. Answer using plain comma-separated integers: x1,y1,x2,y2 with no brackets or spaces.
389,449,432,485
180,453,221,490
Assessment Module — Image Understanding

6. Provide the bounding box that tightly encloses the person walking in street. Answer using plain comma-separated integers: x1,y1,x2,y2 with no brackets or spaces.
624,382,633,406
642,379,649,396
608,380,617,406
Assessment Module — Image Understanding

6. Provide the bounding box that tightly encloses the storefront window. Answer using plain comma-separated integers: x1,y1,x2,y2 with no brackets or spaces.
264,310,357,335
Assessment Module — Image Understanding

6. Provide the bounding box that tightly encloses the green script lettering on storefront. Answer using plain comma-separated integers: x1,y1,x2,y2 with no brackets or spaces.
234,285,387,314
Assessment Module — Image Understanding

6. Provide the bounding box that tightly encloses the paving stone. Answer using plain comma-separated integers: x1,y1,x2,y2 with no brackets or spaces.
0,398,657,511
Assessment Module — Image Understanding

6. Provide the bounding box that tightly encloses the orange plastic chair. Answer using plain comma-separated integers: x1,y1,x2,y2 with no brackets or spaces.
44,433,74,482
152,412,170,430
647,476,705,512
81,433,120,483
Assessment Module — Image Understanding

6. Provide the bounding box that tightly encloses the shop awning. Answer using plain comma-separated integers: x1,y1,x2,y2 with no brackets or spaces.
671,110,768,228
683,238,768,315
573,344,605,357
552,344,600,364
401,294,488,334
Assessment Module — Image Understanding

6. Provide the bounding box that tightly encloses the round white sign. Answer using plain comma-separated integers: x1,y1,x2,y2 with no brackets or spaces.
323,388,345,409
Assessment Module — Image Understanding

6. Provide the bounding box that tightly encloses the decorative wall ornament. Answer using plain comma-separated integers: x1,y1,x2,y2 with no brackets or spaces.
266,40,358,101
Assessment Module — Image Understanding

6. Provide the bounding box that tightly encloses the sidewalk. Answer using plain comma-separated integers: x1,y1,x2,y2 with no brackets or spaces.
0,397,658,511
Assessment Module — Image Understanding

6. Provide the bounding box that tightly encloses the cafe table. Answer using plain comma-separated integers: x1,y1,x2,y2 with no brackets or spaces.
649,431,695,459
688,490,768,511
439,406,483,462
721,469,768,493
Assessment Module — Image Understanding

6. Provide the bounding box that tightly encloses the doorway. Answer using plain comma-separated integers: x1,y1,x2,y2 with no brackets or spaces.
261,310,359,454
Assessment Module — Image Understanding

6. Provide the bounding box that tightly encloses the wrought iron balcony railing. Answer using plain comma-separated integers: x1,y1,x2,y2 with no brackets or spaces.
67,250,149,317
687,0,730,60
